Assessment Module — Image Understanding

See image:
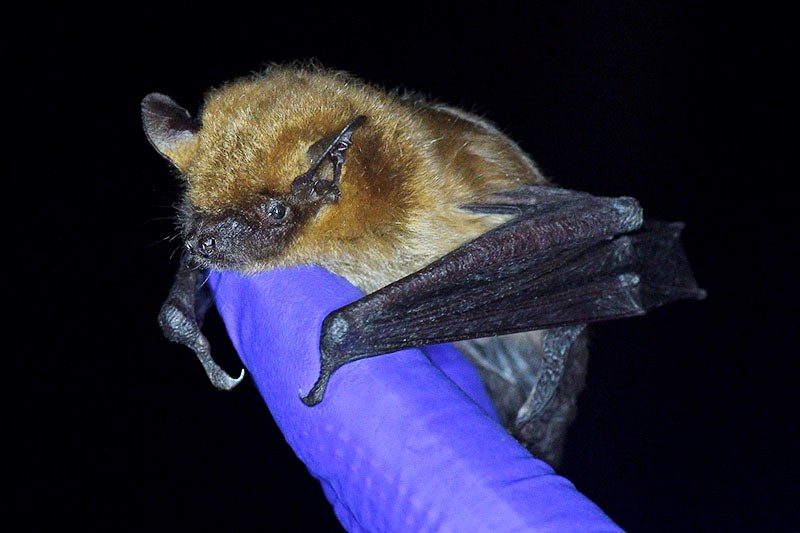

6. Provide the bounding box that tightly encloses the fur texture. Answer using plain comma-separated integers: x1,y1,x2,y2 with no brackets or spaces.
156,65,548,291
145,64,588,465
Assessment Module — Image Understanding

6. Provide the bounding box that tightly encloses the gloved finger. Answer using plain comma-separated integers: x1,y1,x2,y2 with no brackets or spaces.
209,267,622,532
421,343,499,420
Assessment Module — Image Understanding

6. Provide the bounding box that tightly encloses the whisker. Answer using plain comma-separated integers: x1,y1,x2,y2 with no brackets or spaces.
169,243,184,261
197,271,213,290
144,232,182,249
137,216,179,229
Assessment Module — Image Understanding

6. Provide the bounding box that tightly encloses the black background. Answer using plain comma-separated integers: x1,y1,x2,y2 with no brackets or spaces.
12,4,797,531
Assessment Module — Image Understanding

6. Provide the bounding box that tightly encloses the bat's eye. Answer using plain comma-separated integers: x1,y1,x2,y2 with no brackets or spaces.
267,201,288,221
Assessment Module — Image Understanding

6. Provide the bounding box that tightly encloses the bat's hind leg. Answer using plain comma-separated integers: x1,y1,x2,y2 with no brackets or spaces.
456,325,588,468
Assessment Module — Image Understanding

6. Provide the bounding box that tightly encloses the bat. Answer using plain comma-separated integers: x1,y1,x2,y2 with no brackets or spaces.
142,64,704,466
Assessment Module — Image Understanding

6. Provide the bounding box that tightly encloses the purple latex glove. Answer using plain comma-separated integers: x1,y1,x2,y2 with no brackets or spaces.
209,267,623,532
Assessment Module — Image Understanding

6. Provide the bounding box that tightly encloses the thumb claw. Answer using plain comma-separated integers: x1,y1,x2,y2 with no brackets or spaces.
204,361,245,391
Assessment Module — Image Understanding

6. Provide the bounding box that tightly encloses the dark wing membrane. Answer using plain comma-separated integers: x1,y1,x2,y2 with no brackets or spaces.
302,185,705,405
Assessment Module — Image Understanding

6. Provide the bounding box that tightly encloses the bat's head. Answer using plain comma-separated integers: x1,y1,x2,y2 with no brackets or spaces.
142,67,413,273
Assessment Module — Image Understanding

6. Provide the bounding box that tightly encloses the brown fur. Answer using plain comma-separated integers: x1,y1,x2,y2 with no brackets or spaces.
148,65,587,464
162,64,548,292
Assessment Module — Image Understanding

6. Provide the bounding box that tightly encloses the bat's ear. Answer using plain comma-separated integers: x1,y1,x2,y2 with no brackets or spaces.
141,93,200,172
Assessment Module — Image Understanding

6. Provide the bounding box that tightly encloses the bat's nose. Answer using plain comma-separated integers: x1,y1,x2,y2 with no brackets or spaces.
185,235,216,259
184,215,248,263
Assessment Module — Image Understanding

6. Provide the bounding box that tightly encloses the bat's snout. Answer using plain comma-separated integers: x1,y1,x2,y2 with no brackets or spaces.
184,215,250,265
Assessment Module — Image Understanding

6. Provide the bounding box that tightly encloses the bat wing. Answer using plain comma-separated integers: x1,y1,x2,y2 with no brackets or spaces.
302,185,705,405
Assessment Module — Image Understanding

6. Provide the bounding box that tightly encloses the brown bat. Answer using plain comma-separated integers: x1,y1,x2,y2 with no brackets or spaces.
142,64,703,466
